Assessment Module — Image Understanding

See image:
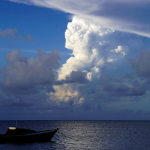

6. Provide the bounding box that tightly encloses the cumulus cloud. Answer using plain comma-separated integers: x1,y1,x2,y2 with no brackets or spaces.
110,45,128,56
10,0,150,38
49,84,102,112
49,84,80,104
58,16,127,81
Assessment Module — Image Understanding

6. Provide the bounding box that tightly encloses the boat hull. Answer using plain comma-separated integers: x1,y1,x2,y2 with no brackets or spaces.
0,128,58,143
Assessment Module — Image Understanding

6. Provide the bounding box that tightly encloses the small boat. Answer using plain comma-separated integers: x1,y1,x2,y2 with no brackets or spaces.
0,127,58,143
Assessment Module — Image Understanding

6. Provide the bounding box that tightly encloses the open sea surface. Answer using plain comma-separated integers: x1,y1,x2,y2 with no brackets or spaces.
0,120,150,150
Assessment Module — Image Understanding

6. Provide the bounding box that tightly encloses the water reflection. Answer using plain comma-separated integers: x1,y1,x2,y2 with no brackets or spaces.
0,120,150,150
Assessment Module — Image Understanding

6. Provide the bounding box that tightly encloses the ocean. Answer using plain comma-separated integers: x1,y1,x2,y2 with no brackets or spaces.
0,120,149,150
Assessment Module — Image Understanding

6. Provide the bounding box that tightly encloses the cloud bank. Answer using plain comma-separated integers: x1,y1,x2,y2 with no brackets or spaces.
0,47,150,119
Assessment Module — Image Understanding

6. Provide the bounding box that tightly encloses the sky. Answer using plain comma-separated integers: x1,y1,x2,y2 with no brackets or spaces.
1,0,150,120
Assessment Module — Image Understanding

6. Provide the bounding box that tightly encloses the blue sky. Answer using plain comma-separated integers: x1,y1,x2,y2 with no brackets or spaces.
1,0,150,120
0,1,70,66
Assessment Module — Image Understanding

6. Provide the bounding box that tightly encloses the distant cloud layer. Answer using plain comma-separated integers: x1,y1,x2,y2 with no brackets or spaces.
0,28,36,43
0,28,17,39
10,0,150,37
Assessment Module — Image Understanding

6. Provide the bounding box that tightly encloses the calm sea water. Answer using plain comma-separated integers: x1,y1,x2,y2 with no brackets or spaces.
0,120,149,150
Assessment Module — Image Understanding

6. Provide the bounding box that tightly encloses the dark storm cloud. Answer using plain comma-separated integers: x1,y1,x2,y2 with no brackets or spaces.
64,70,89,84
55,70,89,85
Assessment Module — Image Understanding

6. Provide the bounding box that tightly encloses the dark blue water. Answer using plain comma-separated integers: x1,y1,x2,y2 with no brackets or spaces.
0,120,150,150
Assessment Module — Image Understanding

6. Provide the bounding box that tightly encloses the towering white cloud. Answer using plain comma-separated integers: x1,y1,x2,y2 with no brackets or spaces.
58,16,127,81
